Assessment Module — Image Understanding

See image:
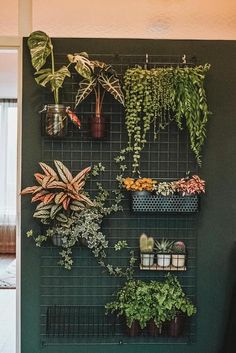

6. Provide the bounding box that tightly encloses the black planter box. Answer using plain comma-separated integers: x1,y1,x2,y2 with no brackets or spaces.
131,192,199,213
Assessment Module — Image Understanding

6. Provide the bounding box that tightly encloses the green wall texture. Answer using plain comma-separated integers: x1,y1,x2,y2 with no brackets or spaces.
22,38,236,353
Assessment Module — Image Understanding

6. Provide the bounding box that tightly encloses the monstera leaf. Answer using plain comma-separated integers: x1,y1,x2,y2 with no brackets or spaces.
27,31,52,71
98,73,124,106
75,78,96,107
67,52,93,80
35,66,71,92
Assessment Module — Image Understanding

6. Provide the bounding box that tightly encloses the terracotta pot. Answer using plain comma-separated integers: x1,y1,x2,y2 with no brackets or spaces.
126,320,141,337
90,114,105,139
168,314,186,337
147,319,162,336
41,104,68,137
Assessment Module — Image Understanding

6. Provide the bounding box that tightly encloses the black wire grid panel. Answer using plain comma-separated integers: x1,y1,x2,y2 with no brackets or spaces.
40,54,198,346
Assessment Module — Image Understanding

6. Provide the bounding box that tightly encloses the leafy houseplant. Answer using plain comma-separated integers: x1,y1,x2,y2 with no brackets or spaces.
155,238,174,268
123,65,210,173
74,58,124,139
27,31,89,137
171,241,186,268
139,233,155,267
174,175,205,196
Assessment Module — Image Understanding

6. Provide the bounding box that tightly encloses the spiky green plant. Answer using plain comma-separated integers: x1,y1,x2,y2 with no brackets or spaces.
155,238,174,254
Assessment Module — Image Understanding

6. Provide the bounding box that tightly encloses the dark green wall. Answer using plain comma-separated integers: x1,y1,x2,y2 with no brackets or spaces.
22,38,236,353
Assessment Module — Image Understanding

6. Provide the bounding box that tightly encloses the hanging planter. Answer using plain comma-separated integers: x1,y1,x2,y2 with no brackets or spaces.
40,104,68,137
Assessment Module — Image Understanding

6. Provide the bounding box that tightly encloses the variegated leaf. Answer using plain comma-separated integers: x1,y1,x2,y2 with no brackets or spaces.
39,162,58,179
21,186,38,195
67,53,93,80
31,190,49,202
70,200,86,208
42,176,55,188
54,160,73,183
34,173,45,185
43,193,55,204
55,192,67,204
76,193,94,206
62,197,70,210
98,73,124,106
55,213,68,223
71,166,91,184
36,202,53,210
46,181,66,189
75,78,96,107
70,204,83,212
35,66,71,91
33,209,50,219
27,31,52,71
33,186,43,194
50,204,62,218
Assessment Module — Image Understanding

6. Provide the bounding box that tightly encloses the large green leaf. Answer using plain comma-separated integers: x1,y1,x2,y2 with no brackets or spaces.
75,78,96,107
67,53,93,80
27,31,52,71
35,66,71,91
98,73,124,105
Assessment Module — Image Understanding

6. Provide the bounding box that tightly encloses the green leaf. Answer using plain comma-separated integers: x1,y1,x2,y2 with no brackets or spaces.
27,31,52,71
75,78,96,107
35,66,70,92
67,53,93,80
98,73,124,105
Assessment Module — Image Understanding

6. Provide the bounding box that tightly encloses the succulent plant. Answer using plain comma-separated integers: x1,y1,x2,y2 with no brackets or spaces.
155,238,174,254
172,241,186,254
139,233,154,253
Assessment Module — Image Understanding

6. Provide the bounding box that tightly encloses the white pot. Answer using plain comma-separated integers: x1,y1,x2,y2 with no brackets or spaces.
141,253,154,267
172,254,186,268
157,254,171,267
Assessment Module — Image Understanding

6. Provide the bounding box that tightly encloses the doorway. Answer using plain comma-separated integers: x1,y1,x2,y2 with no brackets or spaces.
0,49,18,353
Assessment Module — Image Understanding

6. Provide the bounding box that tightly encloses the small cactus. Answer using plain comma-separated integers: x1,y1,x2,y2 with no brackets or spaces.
139,233,154,253
172,241,186,254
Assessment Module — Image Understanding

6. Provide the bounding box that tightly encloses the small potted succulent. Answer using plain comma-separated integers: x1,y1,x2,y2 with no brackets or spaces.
155,238,174,268
171,241,186,268
74,58,124,139
139,233,155,267
27,31,89,137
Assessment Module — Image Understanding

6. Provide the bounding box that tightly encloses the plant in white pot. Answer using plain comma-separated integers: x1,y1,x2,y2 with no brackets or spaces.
155,238,173,268
171,241,186,268
27,31,90,137
139,233,155,268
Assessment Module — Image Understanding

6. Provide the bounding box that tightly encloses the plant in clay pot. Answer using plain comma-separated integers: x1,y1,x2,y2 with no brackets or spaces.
155,238,174,268
74,58,124,139
171,241,186,268
28,31,90,137
139,233,155,268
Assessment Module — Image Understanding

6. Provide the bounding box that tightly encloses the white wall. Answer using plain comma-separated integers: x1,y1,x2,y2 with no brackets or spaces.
0,50,17,99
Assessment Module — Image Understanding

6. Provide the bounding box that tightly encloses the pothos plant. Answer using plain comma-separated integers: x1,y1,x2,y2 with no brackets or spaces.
122,64,210,174
22,161,136,277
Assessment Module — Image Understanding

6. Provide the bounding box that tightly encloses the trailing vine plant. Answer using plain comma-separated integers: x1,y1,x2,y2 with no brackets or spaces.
122,64,210,173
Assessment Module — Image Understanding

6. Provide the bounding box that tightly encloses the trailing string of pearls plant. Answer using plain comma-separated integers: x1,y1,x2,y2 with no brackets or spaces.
121,64,211,174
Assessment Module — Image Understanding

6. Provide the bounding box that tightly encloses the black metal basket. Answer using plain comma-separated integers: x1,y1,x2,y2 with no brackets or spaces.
131,192,199,213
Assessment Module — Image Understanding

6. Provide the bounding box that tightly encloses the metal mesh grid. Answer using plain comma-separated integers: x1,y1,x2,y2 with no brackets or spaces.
40,54,198,346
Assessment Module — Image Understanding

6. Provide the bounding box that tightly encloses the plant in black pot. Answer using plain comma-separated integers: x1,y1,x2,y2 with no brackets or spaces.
74,58,124,139
164,274,197,337
105,280,152,336
27,31,90,137
155,238,174,268
139,233,155,268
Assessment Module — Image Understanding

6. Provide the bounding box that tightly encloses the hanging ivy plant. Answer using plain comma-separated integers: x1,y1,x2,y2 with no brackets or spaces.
123,64,210,173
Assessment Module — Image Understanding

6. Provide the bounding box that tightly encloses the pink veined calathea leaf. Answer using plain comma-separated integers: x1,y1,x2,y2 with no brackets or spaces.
77,193,94,206
34,173,45,185
31,190,50,202
43,193,55,204
42,175,56,189
54,160,73,183
39,162,59,180
21,186,38,195
46,180,67,190
71,166,91,184
62,197,70,210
